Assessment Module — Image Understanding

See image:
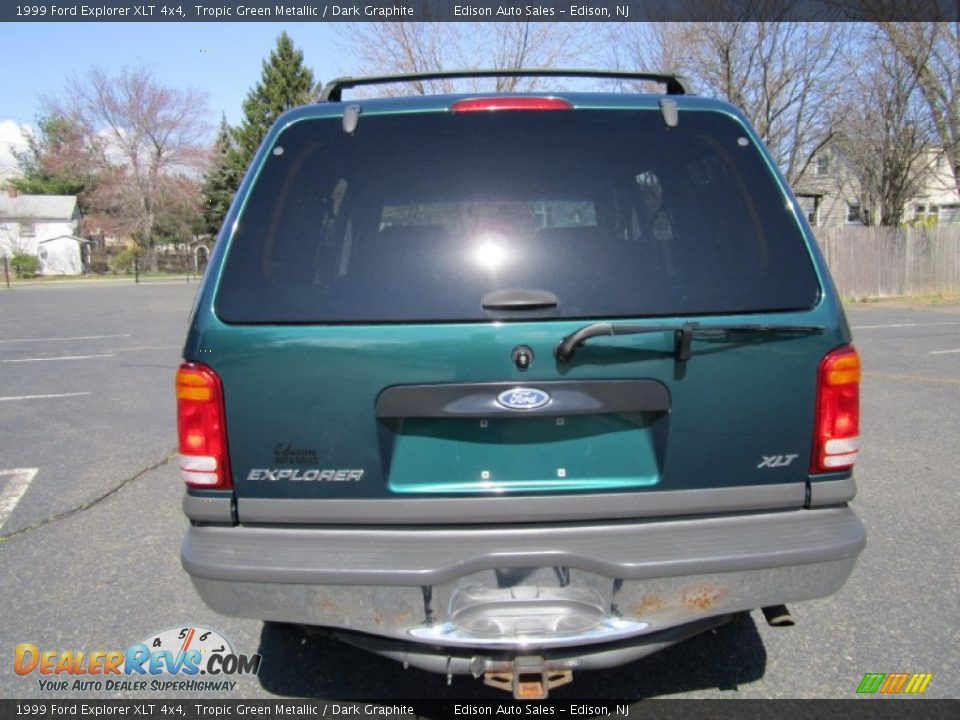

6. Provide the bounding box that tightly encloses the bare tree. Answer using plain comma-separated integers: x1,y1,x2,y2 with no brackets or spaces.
336,22,599,96
607,21,686,77
833,31,933,226
615,21,850,186
0,223,34,259
337,23,464,96
486,24,598,91
874,21,960,197
48,67,210,268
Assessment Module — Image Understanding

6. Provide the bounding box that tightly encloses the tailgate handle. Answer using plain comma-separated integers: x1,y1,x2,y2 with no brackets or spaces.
375,380,670,419
482,289,559,311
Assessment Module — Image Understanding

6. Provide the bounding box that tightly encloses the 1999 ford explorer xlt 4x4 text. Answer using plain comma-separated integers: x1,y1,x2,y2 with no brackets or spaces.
177,69,865,698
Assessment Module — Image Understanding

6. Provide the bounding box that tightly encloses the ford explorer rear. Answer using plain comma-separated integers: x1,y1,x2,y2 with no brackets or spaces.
178,70,865,699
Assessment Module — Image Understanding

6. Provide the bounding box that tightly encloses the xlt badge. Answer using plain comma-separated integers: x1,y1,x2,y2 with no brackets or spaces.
757,455,798,469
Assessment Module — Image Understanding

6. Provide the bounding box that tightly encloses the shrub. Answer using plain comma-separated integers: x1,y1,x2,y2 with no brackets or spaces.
10,253,39,278
110,248,139,273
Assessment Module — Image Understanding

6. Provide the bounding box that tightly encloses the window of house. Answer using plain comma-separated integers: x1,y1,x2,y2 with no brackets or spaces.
938,204,959,224
797,196,819,226
816,156,830,177
20,223,35,237
915,204,939,222
846,203,864,225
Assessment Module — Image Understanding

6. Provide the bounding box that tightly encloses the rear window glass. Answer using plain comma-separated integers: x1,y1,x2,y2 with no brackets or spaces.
216,109,820,323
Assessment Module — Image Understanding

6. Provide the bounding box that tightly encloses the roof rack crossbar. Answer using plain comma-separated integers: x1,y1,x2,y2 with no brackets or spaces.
319,69,691,102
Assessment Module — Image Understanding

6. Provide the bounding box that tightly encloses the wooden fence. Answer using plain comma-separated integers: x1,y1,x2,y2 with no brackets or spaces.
815,225,960,299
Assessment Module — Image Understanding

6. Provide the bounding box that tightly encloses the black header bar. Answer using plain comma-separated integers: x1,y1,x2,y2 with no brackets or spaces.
2,699,960,720
2,1,957,23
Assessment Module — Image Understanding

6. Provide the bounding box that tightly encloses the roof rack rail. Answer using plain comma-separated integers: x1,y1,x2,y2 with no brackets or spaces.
319,69,692,102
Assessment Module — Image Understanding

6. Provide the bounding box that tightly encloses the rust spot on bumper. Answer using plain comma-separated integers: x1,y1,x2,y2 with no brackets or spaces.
632,594,665,618
681,582,727,610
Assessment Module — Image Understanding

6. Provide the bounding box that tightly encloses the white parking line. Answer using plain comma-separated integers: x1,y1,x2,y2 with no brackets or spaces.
0,392,91,402
930,348,960,355
1,354,115,363
852,321,960,330
0,468,38,530
0,333,131,344
864,371,960,386
137,280,198,286
113,345,180,353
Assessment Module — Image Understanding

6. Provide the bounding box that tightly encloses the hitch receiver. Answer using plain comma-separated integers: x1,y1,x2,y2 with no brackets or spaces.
483,656,573,699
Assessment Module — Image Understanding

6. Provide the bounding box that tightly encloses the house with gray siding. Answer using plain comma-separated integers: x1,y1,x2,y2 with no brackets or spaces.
794,148,960,228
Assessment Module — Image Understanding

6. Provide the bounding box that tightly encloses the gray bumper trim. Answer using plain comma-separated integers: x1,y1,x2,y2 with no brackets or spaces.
236,482,806,524
182,493,233,522
809,477,857,507
182,506,865,587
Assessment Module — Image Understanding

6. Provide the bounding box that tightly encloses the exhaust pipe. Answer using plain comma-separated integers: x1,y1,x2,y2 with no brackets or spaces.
762,604,795,627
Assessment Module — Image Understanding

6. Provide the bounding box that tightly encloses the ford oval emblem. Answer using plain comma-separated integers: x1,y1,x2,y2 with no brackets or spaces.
496,387,551,411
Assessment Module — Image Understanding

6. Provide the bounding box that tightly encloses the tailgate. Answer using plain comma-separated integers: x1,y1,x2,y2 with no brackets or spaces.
194,103,833,524
198,320,833,523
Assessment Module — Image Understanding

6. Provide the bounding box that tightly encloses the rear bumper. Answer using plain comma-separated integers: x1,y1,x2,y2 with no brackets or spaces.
182,506,864,652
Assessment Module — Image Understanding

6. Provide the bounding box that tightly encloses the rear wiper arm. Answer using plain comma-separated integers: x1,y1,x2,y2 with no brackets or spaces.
555,322,825,363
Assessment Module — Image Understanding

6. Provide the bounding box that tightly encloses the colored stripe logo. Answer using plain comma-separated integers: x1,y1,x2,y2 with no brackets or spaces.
857,673,932,694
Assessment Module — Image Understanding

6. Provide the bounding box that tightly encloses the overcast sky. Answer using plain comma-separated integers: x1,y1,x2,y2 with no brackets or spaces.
0,22,344,168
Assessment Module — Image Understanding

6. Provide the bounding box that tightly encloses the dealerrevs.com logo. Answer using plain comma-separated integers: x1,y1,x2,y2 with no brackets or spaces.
15,626,261,692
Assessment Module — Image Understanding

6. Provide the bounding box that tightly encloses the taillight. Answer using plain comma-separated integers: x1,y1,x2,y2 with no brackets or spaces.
450,97,572,112
176,362,231,489
811,345,860,472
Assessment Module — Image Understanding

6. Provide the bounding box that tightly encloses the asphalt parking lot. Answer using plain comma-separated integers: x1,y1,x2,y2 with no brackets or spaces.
0,280,958,703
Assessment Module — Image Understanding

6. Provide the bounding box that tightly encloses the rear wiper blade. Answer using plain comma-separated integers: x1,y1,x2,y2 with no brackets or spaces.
555,321,825,363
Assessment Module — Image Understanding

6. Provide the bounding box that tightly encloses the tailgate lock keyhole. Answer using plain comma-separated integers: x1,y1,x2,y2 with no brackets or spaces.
512,345,534,371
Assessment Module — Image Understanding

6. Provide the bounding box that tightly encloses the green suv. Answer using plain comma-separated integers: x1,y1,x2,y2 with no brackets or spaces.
178,70,865,698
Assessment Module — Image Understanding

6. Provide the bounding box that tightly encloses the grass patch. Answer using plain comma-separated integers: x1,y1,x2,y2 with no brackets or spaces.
9,271,199,284
843,293,960,306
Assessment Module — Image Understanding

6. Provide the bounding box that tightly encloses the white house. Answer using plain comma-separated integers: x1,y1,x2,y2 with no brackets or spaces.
795,148,960,228
911,153,960,225
0,189,87,275
36,235,89,275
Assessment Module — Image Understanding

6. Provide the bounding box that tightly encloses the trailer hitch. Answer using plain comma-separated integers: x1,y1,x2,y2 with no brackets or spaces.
482,655,573,699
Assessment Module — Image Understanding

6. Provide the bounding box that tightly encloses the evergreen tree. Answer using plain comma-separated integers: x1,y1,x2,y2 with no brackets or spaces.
200,114,238,235
12,115,97,198
228,32,318,181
